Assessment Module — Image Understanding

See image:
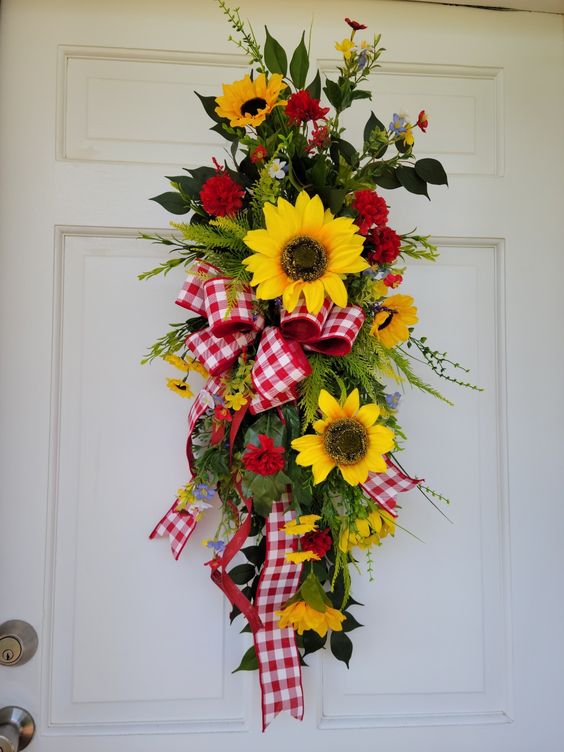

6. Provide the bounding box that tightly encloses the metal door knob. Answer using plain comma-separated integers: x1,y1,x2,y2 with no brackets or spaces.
0,707,35,752
0,622,38,667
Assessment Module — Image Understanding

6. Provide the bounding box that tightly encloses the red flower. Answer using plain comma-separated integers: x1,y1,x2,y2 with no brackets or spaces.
307,124,331,153
384,273,403,289
367,226,402,265
242,434,285,476
285,90,330,125
200,173,244,217
352,189,389,235
416,110,429,133
214,405,232,422
345,17,367,30
301,528,332,558
250,145,268,163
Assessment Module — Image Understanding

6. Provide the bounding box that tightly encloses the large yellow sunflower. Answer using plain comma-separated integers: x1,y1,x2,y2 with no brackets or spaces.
291,388,395,486
215,73,286,128
370,294,418,348
242,192,368,314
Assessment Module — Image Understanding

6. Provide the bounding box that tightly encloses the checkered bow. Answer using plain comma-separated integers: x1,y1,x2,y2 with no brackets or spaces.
176,262,312,414
280,298,365,357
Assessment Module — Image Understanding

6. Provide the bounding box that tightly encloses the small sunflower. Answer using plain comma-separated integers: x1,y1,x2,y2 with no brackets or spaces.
370,294,418,348
291,389,395,486
243,191,368,314
166,378,194,398
215,73,286,128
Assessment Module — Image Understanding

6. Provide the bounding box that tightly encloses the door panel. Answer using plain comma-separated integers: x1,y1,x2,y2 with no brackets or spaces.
1,1,563,749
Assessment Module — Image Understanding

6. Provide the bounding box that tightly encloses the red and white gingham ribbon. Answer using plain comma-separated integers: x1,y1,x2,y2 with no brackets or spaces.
149,502,198,560
280,298,365,356
253,491,304,730
360,457,422,517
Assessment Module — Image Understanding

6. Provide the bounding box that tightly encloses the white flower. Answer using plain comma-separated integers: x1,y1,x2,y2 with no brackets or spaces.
268,159,286,180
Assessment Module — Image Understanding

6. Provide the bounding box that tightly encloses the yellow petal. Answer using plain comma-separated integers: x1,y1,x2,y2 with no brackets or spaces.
355,403,380,427
282,281,303,312
321,272,348,308
342,388,360,417
302,280,325,313
312,455,336,484
318,389,344,420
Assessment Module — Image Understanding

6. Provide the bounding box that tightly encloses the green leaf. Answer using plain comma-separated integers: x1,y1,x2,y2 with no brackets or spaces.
149,191,190,215
232,645,259,673
228,563,256,585
302,629,327,656
396,165,429,198
264,27,287,76
350,88,371,102
210,122,239,142
306,70,321,100
337,139,359,166
300,571,327,612
414,158,449,186
374,171,401,190
330,631,353,668
194,91,222,124
363,111,386,144
290,32,309,89
318,187,346,214
342,611,363,632
323,79,342,109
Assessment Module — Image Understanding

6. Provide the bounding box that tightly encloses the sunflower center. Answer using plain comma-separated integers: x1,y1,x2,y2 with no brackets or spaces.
281,236,328,281
377,307,397,331
323,418,368,465
241,97,267,116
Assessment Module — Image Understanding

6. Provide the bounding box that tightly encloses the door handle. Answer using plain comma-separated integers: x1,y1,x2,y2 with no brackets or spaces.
0,707,35,752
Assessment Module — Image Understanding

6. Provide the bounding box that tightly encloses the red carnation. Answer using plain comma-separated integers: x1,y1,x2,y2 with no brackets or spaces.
307,123,331,153
367,226,402,265
352,189,389,235
242,434,285,476
200,173,244,217
345,17,367,30
285,90,330,125
250,144,268,163
301,528,332,558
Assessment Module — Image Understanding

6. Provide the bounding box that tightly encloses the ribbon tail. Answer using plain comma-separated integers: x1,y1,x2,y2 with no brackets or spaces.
149,502,198,560
253,490,304,730
360,456,422,517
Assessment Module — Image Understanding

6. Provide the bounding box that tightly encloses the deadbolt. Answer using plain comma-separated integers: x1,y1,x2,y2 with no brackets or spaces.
0,707,35,752
0,622,38,667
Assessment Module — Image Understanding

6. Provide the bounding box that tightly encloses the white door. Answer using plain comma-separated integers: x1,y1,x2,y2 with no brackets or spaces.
1,1,563,749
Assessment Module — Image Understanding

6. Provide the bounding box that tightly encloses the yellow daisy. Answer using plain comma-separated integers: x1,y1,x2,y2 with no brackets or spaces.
243,191,368,314
339,509,396,552
277,600,346,637
370,294,418,348
285,550,320,564
291,388,395,486
215,73,286,128
224,392,248,410
166,378,193,398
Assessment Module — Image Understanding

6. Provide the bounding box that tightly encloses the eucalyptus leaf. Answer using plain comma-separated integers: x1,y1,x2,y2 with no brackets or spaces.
330,631,353,668
323,79,342,109
290,32,309,89
264,27,287,76
232,645,259,673
149,192,190,215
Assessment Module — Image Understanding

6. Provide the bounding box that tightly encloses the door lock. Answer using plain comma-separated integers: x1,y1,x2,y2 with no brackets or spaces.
0,622,38,667
0,707,35,752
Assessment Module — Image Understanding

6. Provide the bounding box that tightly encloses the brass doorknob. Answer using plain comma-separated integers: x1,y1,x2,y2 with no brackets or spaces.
0,707,35,752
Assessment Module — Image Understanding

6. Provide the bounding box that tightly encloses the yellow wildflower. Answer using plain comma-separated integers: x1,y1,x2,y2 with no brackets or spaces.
370,294,419,349
339,508,396,552
224,392,248,410
335,38,355,60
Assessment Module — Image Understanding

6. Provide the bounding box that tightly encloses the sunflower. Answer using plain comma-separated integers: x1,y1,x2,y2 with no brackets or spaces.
291,388,394,485
215,73,286,128
243,192,368,314
339,508,396,552
166,378,194,398
370,294,418,348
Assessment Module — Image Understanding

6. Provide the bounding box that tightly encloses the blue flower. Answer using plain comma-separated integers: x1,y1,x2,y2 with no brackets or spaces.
194,483,215,501
389,113,407,135
385,392,402,410
206,539,226,553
